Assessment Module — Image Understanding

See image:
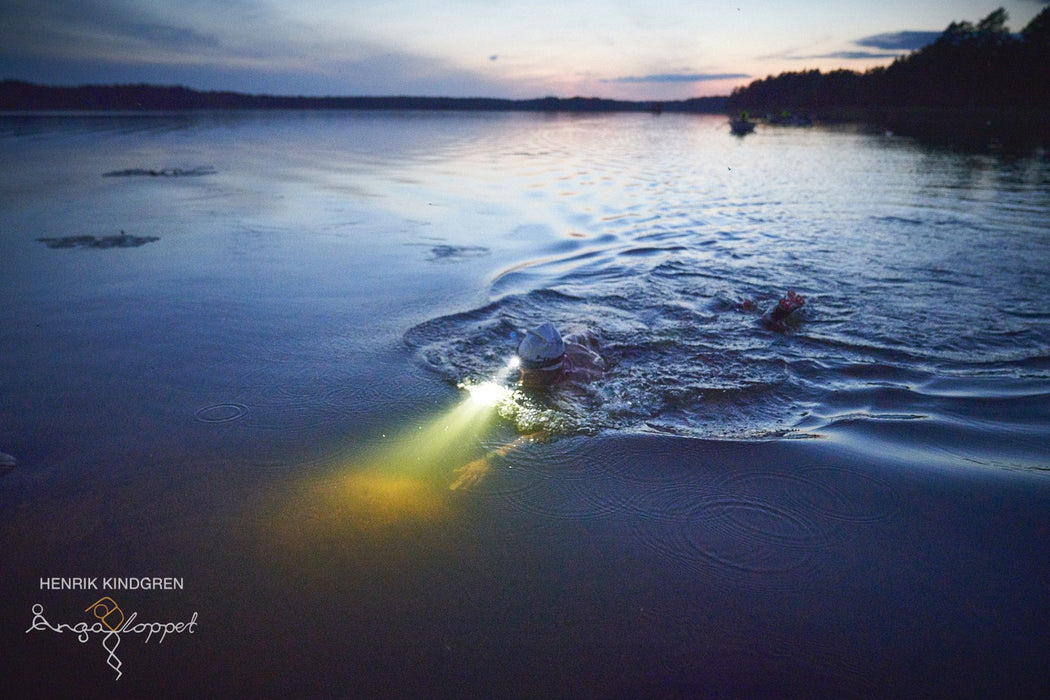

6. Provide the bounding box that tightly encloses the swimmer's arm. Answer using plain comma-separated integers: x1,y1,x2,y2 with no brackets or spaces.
493,431,547,455
449,432,547,491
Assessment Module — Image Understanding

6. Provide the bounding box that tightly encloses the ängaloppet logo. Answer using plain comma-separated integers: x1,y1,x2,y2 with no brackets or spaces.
25,585,199,680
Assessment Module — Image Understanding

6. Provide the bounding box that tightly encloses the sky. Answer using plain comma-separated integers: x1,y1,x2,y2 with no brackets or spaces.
1,1,1047,100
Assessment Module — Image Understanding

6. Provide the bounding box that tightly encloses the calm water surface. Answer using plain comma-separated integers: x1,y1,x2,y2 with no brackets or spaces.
2,111,1049,696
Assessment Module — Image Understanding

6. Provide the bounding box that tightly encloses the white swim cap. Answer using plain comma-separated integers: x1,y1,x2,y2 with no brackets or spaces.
517,321,565,370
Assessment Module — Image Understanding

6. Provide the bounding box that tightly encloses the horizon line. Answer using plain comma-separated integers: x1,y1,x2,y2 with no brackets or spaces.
0,78,731,105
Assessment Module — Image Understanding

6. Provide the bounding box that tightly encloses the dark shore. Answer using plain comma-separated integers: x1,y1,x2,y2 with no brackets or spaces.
0,80,726,115
745,104,1050,152
4,78,1045,151
728,7,1050,150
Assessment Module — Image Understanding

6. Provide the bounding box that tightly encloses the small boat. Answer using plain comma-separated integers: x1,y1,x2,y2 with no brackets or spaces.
730,117,756,135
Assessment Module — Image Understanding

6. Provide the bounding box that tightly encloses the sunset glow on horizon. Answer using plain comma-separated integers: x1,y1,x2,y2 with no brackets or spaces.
1,1,1046,101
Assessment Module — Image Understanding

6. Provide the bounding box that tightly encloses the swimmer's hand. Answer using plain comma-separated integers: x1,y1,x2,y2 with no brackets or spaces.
762,290,805,332
449,457,490,491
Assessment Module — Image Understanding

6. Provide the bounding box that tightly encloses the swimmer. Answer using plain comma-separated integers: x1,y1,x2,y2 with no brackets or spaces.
515,321,605,389
760,290,805,332
449,321,604,491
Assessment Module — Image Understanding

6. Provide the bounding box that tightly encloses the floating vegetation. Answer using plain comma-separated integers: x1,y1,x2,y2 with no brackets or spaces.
426,244,490,263
102,167,216,177
37,233,159,249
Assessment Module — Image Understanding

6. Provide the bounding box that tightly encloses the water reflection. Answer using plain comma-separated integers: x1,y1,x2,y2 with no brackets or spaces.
265,378,516,547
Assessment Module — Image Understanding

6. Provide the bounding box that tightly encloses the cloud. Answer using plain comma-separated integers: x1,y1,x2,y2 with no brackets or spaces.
855,31,941,51
0,0,524,97
121,22,221,50
0,0,246,68
0,47,520,98
759,28,941,63
803,50,902,60
759,48,898,62
608,72,750,84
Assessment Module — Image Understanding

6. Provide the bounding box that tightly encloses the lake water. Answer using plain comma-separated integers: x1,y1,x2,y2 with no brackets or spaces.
2,111,1049,697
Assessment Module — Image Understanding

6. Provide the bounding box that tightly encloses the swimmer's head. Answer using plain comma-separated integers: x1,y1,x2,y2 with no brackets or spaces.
516,321,565,388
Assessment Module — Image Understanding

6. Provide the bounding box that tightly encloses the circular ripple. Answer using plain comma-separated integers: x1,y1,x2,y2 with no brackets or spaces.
715,466,897,526
495,474,622,521
195,402,249,423
687,496,825,573
616,482,712,522
482,437,629,518
798,466,899,524
636,495,826,577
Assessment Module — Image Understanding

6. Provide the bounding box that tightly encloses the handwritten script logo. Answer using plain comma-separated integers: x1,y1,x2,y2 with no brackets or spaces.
26,598,198,680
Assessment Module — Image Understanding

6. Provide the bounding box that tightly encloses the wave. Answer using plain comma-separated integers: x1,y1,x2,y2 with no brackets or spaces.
405,238,1050,447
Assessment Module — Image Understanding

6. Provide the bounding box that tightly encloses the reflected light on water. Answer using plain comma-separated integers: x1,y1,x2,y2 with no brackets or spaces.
289,470,450,536
269,369,518,546
464,380,513,408
462,356,519,408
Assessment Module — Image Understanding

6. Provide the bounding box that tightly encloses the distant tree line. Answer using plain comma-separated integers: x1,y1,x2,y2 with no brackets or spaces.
0,80,727,115
727,7,1050,147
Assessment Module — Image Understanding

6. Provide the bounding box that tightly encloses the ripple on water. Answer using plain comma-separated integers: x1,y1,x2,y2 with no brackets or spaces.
616,444,899,583
657,495,828,576
267,373,408,424
629,507,818,596
477,438,622,519
795,465,900,524
194,402,249,423
237,344,413,439
501,477,624,521
596,440,719,521
403,281,800,440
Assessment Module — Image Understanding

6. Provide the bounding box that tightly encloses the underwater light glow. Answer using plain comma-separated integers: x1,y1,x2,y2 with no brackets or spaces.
271,365,520,546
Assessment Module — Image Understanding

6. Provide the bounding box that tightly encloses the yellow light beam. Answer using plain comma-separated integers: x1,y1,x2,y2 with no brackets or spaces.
268,364,521,546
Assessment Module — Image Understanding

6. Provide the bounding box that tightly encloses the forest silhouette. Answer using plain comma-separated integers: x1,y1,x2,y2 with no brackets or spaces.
0,82,725,115
727,7,1050,148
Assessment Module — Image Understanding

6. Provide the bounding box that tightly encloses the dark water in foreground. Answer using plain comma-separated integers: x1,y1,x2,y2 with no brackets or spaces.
2,111,1049,697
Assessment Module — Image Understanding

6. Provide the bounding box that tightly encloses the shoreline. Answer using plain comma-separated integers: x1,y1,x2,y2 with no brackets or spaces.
0,79,726,114
778,105,1050,151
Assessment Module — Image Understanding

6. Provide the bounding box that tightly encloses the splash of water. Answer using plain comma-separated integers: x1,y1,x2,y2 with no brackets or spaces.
405,253,803,439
